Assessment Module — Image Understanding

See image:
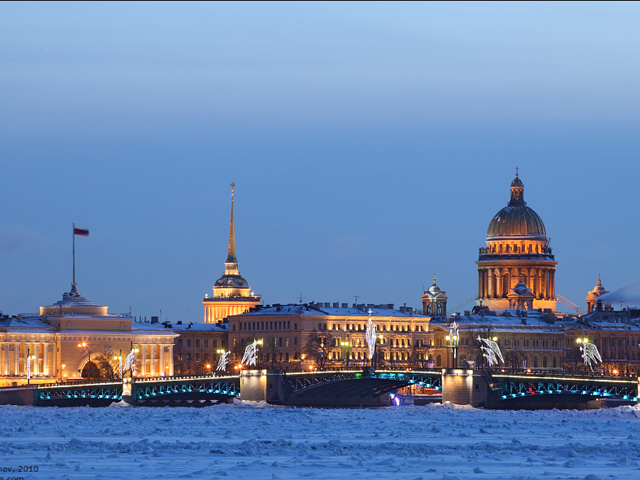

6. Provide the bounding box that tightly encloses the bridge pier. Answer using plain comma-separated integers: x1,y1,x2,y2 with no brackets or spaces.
121,378,134,405
240,370,284,403
441,368,488,407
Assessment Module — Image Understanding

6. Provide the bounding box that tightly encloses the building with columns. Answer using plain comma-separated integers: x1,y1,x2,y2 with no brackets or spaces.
476,171,558,311
421,276,448,316
0,282,178,387
203,184,261,324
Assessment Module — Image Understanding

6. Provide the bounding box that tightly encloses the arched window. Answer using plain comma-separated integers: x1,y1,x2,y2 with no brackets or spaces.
542,356,547,368
436,355,442,367
552,356,557,368
533,356,538,368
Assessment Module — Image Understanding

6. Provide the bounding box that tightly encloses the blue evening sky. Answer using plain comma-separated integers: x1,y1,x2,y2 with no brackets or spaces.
2,2,639,320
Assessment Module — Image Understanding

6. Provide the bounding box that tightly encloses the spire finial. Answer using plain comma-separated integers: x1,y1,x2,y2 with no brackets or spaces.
598,273,601,286
226,183,237,263
433,274,437,285
515,166,519,178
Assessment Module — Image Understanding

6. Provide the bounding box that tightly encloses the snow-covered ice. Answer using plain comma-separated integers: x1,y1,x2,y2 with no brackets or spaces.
1,402,639,480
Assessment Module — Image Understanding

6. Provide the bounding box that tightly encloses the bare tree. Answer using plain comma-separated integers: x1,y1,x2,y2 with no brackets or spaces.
302,330,335,370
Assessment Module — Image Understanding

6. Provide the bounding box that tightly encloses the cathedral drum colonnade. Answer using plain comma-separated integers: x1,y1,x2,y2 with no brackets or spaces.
476,172,558,312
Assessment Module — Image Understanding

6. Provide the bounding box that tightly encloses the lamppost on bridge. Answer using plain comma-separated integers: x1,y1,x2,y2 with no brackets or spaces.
340,341,351,369
445,322,459,369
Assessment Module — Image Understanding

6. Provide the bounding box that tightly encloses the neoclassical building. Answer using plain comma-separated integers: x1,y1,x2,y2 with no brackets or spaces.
476,171,558,311
0,283,178,386
203,184,261,324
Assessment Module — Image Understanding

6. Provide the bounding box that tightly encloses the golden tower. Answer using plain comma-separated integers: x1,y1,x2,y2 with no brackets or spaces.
203,183,261,323
476,170,558,311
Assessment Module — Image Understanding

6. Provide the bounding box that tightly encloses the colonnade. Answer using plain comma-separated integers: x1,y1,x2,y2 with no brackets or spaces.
478,267,556,300
203,303,254,324
136,344,174,377
0,342,56,377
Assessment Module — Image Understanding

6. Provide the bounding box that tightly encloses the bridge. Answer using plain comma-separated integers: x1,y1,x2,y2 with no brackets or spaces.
0,369,636,409
486,370,639,409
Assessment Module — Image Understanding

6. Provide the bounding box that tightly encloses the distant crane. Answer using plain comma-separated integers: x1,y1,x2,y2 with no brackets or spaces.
449,295,478,314
556,294,587,316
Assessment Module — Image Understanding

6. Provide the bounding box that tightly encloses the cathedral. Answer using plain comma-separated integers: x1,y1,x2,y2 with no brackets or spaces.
476,171,558,311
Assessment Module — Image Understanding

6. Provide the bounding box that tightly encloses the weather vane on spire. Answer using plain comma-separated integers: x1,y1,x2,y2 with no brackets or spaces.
515,166,519,177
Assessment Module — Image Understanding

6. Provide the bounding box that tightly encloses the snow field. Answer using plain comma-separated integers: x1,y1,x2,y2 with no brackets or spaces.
0,402,639,480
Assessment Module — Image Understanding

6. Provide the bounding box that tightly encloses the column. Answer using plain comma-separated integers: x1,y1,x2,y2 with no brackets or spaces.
550,270,555,300
496,269,502,299
12,344,18,375
478,270,482,299
486,269,492,298
542,270,548,299
160,345,165,376
168,346,174,376
141,345,147,376
34,343,40,376
43,344,49,376
16,343,22,375
4,344,8,375
150,344,156,376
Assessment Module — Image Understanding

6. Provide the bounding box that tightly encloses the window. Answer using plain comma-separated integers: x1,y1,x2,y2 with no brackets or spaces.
195,339,200,348
187,339,192,347
232,325,236,332
204,339,209,348
177,339,183,347
233,339,236,347
294,337,297,346
285,338,290,347
294,323,298,330
279,337,283,347
196,353,200,361
436,355,442,367
285,353,289,362
213,340,217,348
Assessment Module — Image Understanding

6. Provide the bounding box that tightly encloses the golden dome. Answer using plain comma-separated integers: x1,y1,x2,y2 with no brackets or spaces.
487,173,546,236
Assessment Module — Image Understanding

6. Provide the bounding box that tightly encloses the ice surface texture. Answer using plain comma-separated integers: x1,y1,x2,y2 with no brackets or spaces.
0,402,639,479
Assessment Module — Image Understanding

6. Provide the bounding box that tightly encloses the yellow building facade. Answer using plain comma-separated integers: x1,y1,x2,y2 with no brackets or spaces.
0,283,178,387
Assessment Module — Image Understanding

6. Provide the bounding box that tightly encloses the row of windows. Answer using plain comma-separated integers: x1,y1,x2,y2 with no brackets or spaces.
176,338,222,349
236,321,296,332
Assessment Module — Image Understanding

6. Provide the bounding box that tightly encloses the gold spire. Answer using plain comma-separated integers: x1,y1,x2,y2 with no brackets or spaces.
598,273,601,286
227,183,237,263
433,274,437,285
515,166,519,178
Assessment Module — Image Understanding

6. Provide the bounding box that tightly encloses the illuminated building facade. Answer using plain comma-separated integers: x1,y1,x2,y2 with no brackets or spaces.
476,171,558,311
0,283,177,386
226,302,430,370
203,184,261,324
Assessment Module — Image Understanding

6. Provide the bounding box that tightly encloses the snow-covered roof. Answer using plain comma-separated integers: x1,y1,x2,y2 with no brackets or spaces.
164,322,228,332
236,304,422,318
0,316,55,332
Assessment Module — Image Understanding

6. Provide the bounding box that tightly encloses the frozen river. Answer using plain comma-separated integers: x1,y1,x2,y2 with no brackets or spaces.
0,402,639,480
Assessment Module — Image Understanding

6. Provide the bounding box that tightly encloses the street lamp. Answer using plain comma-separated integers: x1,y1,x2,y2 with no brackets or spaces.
446,322,460,369
340,341,350,369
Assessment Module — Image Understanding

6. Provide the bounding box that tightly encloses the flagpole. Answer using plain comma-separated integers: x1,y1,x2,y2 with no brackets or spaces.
72,223,76,286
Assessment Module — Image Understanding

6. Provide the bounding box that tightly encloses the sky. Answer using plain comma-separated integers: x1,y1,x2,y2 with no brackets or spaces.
2,2,640,321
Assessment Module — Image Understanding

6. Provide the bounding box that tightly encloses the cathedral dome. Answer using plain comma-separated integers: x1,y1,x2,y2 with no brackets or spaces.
487,205,546,236
487,172,546,236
